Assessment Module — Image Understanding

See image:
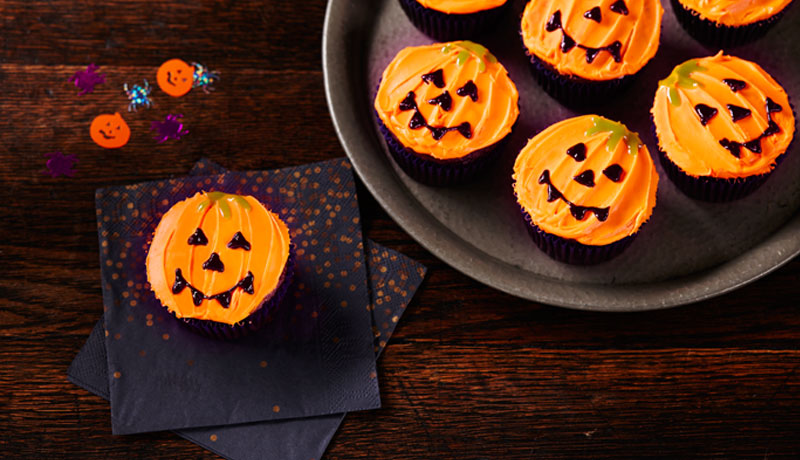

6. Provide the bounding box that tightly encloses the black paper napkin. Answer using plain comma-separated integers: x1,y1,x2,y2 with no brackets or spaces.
96,159,382,434
69,158,425,460
68,239,425,460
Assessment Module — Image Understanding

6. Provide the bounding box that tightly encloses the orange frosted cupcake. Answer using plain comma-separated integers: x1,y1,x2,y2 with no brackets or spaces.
146,191,293,339
520,0,663,105
374,40,519,185
513,115,658,264
672,0,794,47
652,53,795,201
398,0,510,41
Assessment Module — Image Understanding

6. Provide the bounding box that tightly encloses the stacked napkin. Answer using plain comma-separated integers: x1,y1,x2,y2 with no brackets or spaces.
68,158,426,460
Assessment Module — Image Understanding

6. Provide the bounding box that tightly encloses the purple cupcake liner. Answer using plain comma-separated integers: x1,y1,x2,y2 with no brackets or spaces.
376,112,509,186
520,207,636,265
175,247,296,341
398,0,509,41
670,0,791,48
525,52,636,108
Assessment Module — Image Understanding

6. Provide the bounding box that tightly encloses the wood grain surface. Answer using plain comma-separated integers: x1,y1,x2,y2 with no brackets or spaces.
1,1,799,458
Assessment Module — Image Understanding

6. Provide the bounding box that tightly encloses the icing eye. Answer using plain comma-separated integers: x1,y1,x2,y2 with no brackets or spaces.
723,78,747,92
227,232,251,250
610,0,629,15
727,104,752,122
456,81,478,102
427,91,453,111
573,170,595,187
694,104,718,126
421,69,445,88
187,228,208,245
566,143,586,161
583,6,602,22
603,164,625,182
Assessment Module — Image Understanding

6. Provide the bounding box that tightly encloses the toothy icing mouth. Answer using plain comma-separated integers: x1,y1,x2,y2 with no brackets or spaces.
172,268,255,308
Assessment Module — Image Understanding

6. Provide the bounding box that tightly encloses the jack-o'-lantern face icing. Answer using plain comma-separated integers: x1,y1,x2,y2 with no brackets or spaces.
521,0,663,81
147,191,291,325
90,112,130,149
513,115,658,246
652,52,795,179
156,58,194,97
374,41,519,160
415,0,507,14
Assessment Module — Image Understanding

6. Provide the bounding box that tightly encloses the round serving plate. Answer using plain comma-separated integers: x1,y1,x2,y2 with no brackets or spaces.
322,0,800,311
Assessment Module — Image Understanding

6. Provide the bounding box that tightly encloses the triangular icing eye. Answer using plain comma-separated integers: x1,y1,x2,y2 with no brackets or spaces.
583,6,602,22
187,228,208,245
227,232,251,250
456,81,478,102
610,0,628,15
421,69,445,88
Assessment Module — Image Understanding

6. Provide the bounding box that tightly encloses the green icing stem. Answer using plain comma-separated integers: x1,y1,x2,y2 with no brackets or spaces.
658,60,707,106
441,40,497,73
585,117,642,155
197,191,251,219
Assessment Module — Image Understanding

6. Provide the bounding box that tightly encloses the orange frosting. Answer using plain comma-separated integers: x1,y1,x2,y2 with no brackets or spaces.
521,0,663,81
416,0,507,14
513,115,658,246
374,41,519,161
652,52,795,179
147,191,291,325
677,0,793,26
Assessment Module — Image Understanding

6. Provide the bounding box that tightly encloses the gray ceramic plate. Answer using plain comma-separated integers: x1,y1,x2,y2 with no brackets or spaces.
322,0,800,311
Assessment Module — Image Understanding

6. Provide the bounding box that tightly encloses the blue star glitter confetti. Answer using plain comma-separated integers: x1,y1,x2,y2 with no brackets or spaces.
124,79,152,111
43,151,78,177
192,62,219,93
151,114,189,143
69,63,105,96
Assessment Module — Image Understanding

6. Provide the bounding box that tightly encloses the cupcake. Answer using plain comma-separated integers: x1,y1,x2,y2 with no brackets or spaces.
398,0,510,41
146,191,294,339
513,115,659,265
671,0,794,47
374,41,519,185
520,0,664,106
652,52,795,202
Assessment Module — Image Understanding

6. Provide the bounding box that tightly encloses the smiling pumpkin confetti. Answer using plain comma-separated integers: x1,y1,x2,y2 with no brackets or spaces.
146,191,292,335
374,40,519,185
90,112,131,149
652,52,796,201
520,0,663,103
156,58,195,97
513,115,658,264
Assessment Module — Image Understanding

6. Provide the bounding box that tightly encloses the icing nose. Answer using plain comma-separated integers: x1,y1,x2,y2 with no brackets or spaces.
202,252,225,272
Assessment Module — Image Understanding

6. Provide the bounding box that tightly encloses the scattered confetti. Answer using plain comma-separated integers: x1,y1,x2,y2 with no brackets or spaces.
124,79,152,111
90,112,131,149
192,62,220,93
151,114,189,143
156,58,194,97
43,151,78,177
69,63,105,96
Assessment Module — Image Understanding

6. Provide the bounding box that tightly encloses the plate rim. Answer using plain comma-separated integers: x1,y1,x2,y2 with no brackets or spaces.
321,0,800,312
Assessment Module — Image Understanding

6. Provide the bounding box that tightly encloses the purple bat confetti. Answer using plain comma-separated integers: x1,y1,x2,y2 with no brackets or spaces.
151,114,189,143
43,151,78,177
69,64,105,96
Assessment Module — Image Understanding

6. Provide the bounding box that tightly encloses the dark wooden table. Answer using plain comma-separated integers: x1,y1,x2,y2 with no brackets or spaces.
2,1,799,458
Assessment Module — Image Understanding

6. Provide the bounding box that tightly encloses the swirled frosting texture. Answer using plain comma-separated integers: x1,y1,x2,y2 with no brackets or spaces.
521,0,663,81
677,0,793,26
147,191,291,325
652,52,795,179
374,41,519,160
513,115,658,246
416,0,507,14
